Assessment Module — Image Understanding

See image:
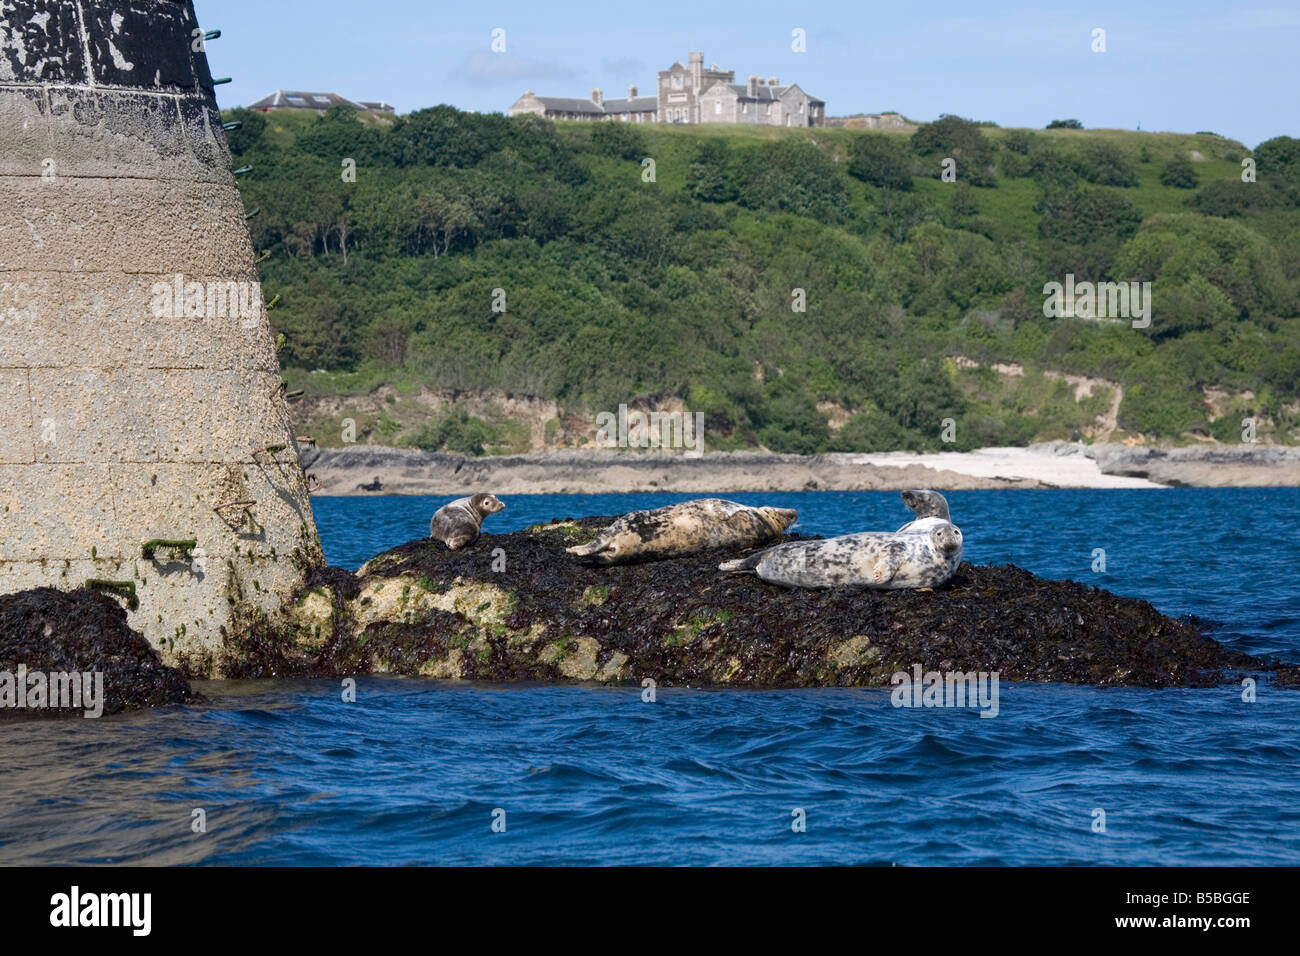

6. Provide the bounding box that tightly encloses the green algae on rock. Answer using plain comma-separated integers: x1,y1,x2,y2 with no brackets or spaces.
217,516,1298,689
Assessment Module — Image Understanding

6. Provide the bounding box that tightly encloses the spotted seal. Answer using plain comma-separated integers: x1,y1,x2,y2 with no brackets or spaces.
897,489,951,533
567,498,798,566
718,522,963,589
429,494,505,550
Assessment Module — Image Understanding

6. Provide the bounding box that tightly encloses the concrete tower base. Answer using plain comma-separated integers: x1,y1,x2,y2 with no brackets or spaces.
1,0,322,672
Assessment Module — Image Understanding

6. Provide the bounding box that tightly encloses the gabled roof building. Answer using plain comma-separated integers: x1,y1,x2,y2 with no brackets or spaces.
508,51,824,126
248,90,393,114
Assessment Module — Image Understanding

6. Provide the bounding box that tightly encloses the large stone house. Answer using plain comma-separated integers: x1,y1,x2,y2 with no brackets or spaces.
508,51,824,126
697,74,825,127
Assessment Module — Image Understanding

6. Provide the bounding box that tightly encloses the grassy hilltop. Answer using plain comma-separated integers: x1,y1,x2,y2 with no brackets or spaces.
225,105,1300,454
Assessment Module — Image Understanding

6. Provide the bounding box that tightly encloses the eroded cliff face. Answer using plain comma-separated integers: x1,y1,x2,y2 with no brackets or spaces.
0,0,323,667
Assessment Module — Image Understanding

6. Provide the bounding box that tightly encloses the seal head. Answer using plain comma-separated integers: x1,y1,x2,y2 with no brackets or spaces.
898,489,951,532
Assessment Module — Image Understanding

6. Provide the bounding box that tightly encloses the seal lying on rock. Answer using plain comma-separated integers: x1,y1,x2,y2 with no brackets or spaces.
897,489,951,532
719,522,963,589
430,494,505,550
568,498,798,565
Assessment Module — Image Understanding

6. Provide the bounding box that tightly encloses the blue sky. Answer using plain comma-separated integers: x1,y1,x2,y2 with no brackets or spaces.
193,0,1297,147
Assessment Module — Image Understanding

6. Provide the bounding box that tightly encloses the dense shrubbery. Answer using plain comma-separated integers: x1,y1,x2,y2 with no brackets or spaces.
848,133,914,190
230,105,1300,448
1161,154,1199,188
911,115,997,186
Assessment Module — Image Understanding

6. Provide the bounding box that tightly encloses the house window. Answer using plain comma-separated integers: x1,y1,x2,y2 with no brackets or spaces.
714,100,721,115
672,76,682,89
313,94,331,104
799,102,804,113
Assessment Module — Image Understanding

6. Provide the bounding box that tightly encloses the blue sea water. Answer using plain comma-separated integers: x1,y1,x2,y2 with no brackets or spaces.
2,489,1298,866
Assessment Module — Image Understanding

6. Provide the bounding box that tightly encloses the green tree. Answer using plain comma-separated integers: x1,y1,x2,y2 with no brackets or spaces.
1078,142,1138,187
686,140,736,202
912,115,997,185
1038,184,1143,243
223,107,266,155
848,133,914,190
1160,154,1199,188
588,122,647,160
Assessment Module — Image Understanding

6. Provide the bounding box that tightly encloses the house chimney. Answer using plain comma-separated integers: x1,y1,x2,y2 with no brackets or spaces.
747,75,758,97
628,84,637,99
768,76,779,86
591,87,602,105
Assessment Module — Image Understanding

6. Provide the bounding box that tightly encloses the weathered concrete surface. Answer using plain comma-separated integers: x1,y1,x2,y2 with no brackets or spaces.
0,1,323,666
219,517,1300,689
0,586,196,718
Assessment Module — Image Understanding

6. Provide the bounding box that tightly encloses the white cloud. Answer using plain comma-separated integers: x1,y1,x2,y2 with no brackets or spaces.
451,50,578,87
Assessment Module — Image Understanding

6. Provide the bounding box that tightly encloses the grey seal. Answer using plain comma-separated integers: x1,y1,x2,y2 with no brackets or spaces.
429,494,505,550
567,498,798,565
718,522,963,589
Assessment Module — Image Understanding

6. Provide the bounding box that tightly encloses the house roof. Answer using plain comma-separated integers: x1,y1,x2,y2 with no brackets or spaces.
729,83,786,101
531,96,605,114
528,94,655,115
713,81,824,104
248,90,363,110
602,96,658,113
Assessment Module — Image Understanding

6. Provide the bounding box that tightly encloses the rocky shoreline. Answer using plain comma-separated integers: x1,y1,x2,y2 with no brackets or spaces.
6,513,1297,717
0,589,197,719
1053,441,1300,487
300,443,1299,495
220,516,1297,689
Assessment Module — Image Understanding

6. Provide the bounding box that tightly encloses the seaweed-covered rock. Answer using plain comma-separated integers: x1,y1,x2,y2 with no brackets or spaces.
0,588,197,718
223,516,1298,688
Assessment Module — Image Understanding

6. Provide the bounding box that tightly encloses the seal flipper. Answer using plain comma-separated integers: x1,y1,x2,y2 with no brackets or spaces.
872,547,906,584
444,530,478,551
566,537,608,558
719,544,780,574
